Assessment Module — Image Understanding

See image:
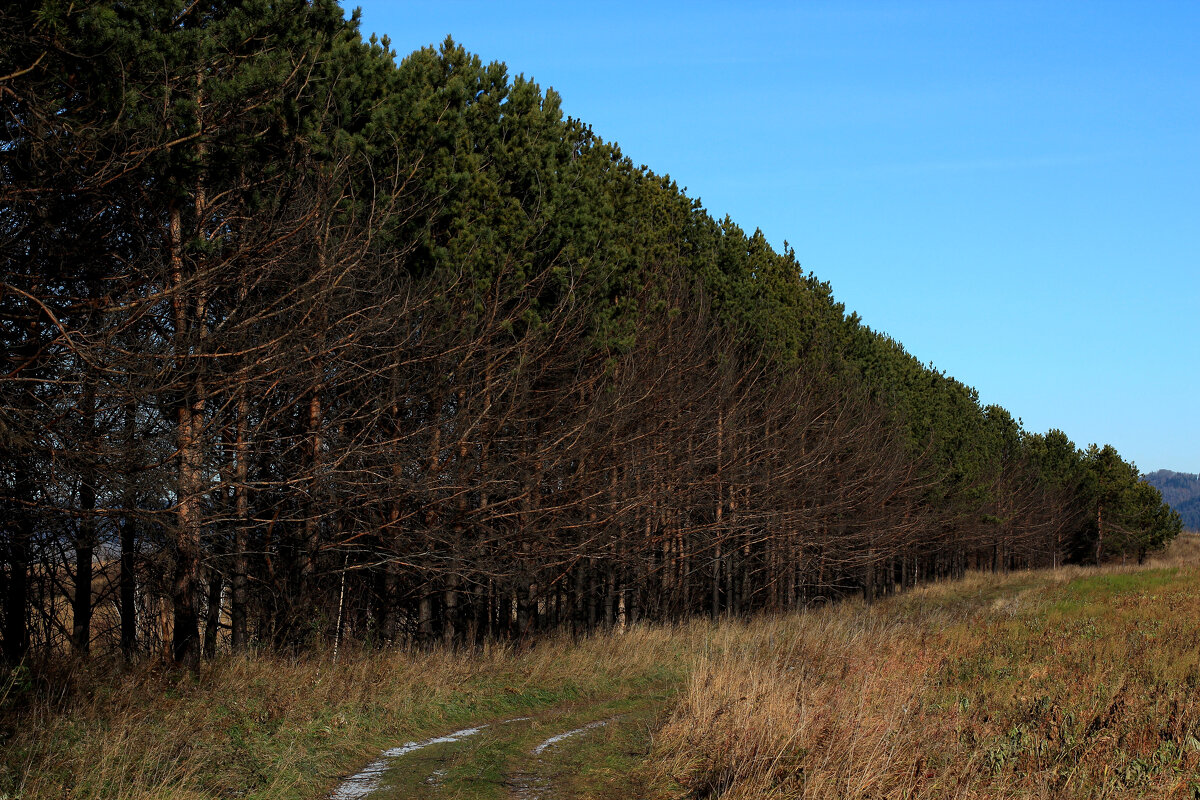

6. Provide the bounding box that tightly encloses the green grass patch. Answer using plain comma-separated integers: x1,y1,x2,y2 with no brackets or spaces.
1056,568,1180,605
361,690,672,800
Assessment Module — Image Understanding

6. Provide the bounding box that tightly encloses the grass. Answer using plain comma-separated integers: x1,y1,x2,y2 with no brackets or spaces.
0,630,687,800
651,536,1200,799
3,534,1199,799
363,693,669,799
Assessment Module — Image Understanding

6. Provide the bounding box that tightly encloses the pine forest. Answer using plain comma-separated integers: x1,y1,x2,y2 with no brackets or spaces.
0,0,1183,671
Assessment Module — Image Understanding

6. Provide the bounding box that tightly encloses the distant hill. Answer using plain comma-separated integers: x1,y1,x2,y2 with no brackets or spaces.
1143,470,1200,531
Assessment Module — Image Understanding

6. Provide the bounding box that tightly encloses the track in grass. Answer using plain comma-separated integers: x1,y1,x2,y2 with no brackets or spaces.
330,725,490,800
511,719,614,799
327,697,662,799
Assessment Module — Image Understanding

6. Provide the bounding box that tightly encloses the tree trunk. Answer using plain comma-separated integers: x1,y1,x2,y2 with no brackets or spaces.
72,394,96,656
711,542,721,620
170,201,202,670
120,401,139,658
442,574,458,648
418,593,434,646
712,410,724,620
2,466,32,663
119,513,138,659
203,567,223,658
302,386,322,606
231,391,250,651
867,556,878,601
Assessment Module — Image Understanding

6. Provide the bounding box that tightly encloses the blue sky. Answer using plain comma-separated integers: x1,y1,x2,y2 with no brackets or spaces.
353,1,1199,473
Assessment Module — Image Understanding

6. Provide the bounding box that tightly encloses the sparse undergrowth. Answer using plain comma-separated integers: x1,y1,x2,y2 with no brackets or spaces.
3,536,1199,800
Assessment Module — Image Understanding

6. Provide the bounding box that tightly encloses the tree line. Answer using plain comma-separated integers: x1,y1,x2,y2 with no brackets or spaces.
0,0,1181,668
1142,471,1200,531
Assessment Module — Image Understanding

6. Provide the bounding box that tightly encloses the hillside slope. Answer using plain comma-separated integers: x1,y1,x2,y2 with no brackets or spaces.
1143,470,1200,530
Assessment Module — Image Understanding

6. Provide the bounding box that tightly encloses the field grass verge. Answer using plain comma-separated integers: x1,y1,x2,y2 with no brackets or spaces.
651,538,1200,799
0,628,686,800
3,535,1198,799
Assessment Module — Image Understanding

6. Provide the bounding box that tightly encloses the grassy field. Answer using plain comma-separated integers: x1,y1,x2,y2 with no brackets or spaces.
654,536,1200,799
3,535,1199,799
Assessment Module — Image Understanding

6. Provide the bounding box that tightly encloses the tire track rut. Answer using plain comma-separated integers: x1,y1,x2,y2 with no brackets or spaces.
326,703,649,800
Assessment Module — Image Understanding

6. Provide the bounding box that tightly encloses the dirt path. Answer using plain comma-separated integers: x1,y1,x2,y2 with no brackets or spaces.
327,697,663,799
330,725,491,800
510,719,614,799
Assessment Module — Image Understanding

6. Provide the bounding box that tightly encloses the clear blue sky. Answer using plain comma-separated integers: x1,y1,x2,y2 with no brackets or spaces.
352,1,1199,474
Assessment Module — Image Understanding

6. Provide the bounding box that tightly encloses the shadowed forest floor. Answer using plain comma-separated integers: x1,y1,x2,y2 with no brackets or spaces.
3,535,1199,800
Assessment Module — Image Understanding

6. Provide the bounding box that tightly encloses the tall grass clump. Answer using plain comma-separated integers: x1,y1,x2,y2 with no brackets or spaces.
651,539,1200,799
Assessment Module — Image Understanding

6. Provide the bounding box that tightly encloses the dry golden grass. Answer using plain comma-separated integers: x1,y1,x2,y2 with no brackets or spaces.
1148,531,1200,566
650,539,1200,799
655,611,938,799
